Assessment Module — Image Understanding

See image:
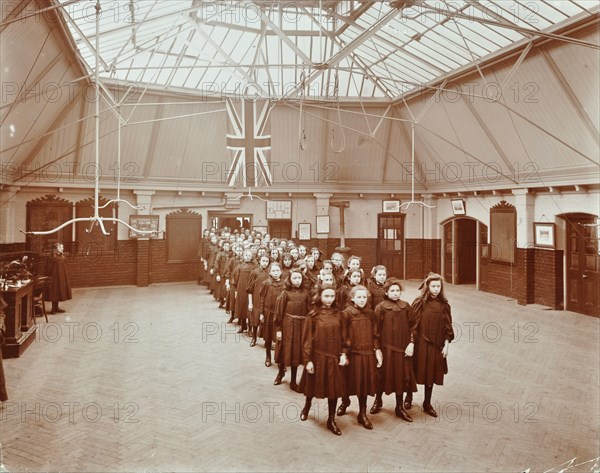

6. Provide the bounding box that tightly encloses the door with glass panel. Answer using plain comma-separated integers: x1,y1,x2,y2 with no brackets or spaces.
566,214,599,317
377,214,405,279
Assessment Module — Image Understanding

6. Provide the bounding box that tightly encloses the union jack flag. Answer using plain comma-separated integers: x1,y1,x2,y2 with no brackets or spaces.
226,98,273,188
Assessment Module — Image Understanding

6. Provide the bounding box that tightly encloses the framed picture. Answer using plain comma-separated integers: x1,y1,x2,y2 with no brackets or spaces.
266,200,292,219
253,225,268,235
451,199,466,215
316,215,330,234
298,222,311,240
382,200,401,213
129,215,160,238
534,222,555,248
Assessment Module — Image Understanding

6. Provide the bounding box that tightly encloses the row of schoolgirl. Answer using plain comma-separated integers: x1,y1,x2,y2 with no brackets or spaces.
198,229,455,436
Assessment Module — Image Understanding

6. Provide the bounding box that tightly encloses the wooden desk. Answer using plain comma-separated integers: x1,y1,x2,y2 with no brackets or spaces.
1,281,37,358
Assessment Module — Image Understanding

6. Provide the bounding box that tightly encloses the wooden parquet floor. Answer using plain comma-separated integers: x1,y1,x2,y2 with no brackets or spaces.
1,281,598,472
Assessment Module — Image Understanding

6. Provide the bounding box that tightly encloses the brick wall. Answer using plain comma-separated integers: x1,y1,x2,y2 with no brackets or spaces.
405,239,441,280
534,249,564,309
148,239,200,284
480,256,520,300
480,248,563,308
67,240,137,288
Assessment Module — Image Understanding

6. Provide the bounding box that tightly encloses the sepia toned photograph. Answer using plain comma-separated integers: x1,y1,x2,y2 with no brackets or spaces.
0,1,598,473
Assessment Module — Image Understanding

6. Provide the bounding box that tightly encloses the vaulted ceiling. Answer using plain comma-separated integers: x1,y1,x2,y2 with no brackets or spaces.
1,1,599,196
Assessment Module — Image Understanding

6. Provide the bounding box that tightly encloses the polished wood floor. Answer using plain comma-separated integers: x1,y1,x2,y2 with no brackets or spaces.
1,281,598,472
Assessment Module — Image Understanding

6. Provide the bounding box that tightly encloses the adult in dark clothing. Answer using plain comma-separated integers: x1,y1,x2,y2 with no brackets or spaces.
0,296,9,403
46,243,71,314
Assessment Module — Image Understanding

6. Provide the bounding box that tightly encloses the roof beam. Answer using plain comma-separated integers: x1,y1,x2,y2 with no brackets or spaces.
285,6,400,98
541,48,600,146
257,6,313,66
187,17,269,95
461,96,515,171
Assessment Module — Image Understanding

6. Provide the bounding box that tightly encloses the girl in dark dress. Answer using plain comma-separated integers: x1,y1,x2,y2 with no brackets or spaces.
367,265,388,310
280,252,293,281
232,249,256,333
214,241,229,305
337,285,381,430
273,268,311,391
330,252,345,287
258,263,286,367
371,278,417,423
46,243,72,314
337,269,365,310
299,284,347,436
406,273,454,418
305,255,319,288
206,235,220,295
246,255,271,347
310,247,322,271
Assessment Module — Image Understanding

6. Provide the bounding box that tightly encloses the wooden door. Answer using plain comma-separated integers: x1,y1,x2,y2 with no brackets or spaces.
268,220,292,239
443,221,453,283
456,219,477,284
566,215,599,316
377,214,405,279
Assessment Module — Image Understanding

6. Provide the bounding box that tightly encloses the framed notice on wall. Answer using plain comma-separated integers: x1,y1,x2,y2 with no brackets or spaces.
266,200,292,219
316,215,330,234
129,215,160,238
298,222,311,240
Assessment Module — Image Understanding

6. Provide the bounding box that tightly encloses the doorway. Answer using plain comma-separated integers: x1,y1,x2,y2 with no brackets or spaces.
377,213,405,279
565,214,599,317
208,214,252,232
443,218,487,286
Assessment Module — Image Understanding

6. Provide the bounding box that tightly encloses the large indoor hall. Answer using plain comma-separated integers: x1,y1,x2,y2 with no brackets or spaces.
0,280,598,472
1,1,599,472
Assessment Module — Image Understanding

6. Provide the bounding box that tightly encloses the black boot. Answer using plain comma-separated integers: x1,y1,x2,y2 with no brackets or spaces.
395,393,413,422
327,399,342,436
370,393,383,414
249,326,257,347
357,396,373,430
273,365,285,385
336,396,351,416
264,344,272,367
290,366,300,392
404,392,413,410
300,397,312,421
423,385,437,417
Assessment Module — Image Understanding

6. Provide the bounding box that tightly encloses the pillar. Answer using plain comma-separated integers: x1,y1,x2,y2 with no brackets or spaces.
314,193,332,254
0,186,21,243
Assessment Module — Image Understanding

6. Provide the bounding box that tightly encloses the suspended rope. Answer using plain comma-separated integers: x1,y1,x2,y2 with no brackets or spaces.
97,105,143,212
330,71,346,153
20,0,154,237
400,123,435,212
298,70,308,150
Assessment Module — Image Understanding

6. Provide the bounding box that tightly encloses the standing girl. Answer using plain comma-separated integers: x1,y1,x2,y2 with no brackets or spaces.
368,265,388,310
371,278,417,422
330,252,345,287
258,263,286,367
408,273,454,417
337,269,365,310
246,255,271,347
273,268,311,391
232,249,256,333
337,285,381,430
300,284,347,436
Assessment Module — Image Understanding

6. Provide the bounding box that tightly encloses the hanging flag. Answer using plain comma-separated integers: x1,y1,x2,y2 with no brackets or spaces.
226,98,273,188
